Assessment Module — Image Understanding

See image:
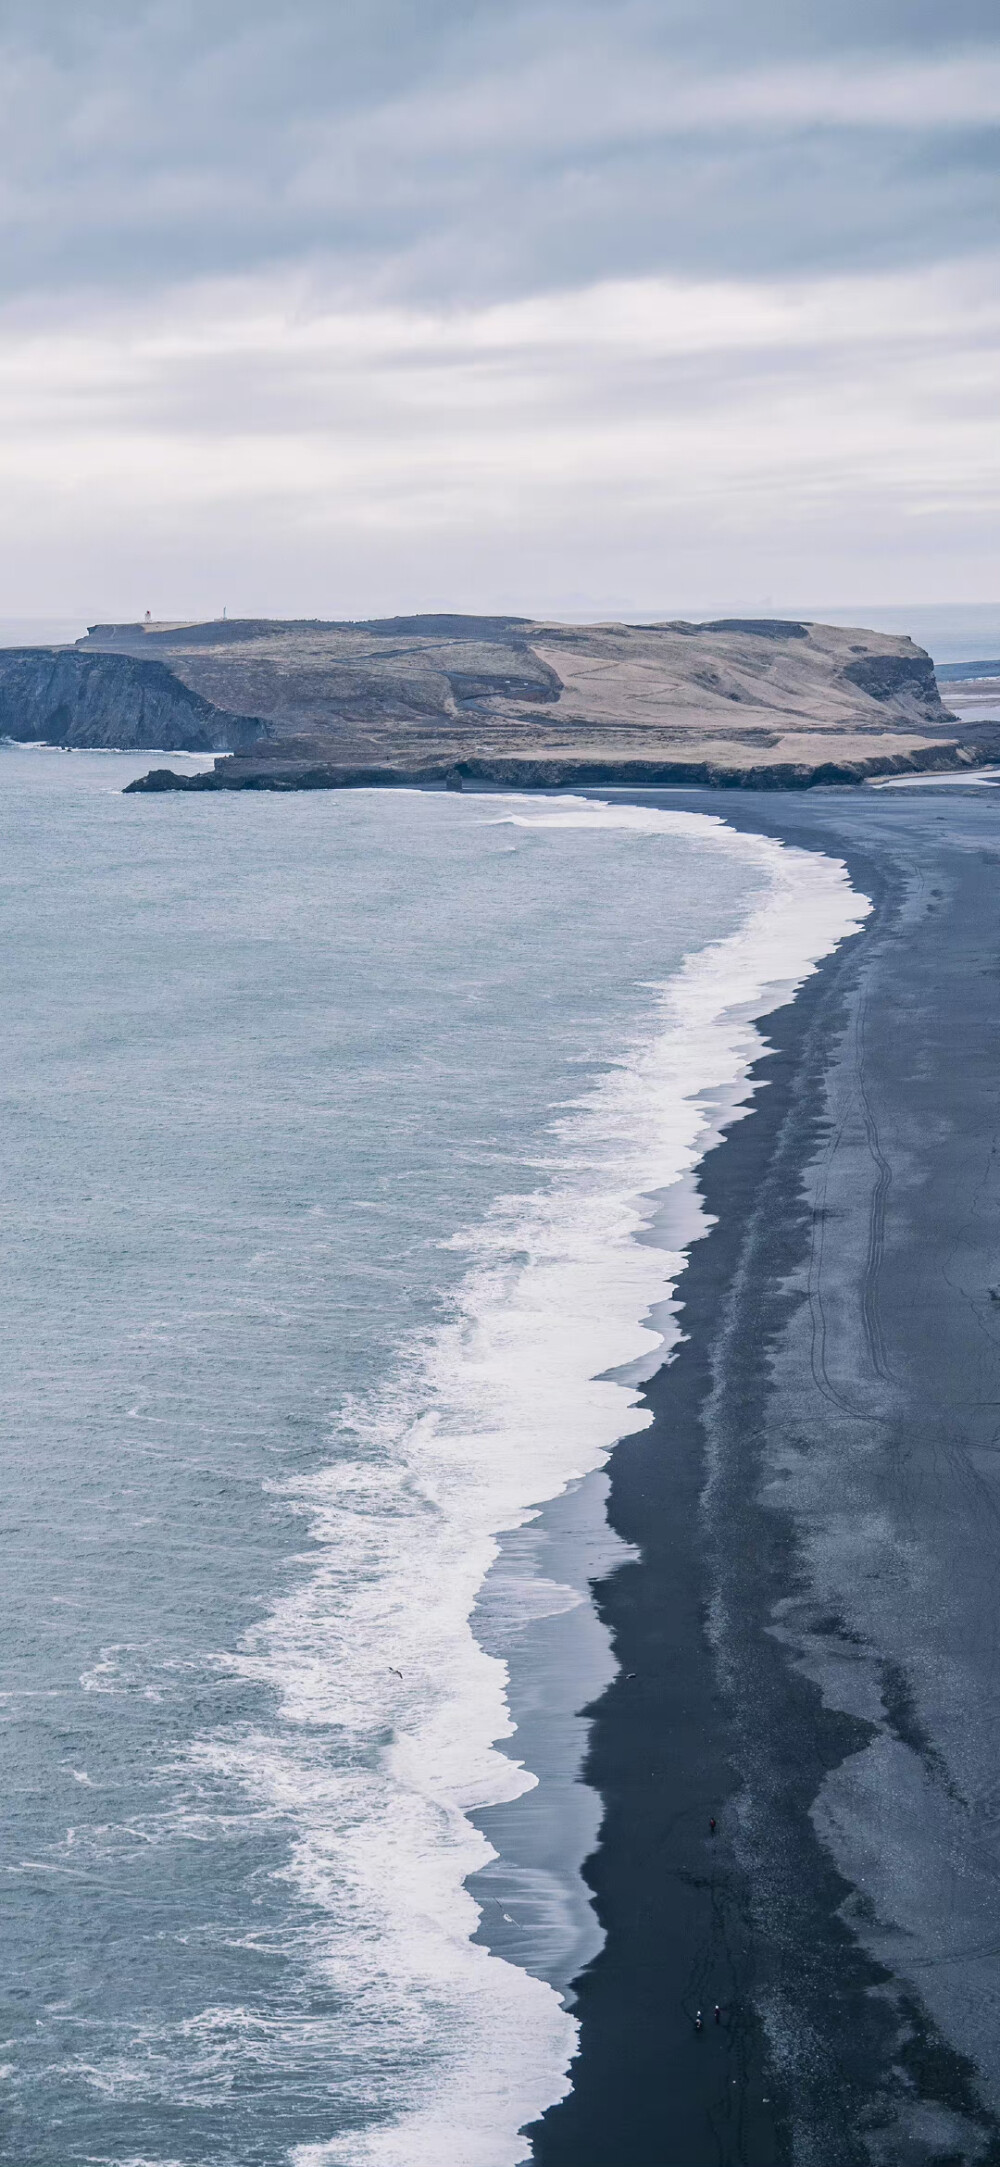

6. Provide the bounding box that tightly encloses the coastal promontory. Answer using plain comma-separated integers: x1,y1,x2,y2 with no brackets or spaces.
0,612,983,789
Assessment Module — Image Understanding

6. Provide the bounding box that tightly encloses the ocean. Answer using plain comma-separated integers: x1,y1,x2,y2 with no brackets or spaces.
0,749,866,2165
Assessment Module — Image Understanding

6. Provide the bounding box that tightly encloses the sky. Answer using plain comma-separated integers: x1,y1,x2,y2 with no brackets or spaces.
0,0,997,623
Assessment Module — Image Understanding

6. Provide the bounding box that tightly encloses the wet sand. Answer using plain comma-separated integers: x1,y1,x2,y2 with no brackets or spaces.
525,783,1000,2166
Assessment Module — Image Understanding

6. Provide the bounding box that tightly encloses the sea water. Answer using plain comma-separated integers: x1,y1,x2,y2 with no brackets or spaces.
0,751,867,2165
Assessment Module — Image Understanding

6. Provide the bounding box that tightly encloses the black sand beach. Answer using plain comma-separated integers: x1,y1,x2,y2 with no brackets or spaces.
527,783,1000,2167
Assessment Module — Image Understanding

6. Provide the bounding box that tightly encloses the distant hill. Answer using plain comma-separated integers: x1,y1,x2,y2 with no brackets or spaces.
935,660,1000,682
0,613,987,789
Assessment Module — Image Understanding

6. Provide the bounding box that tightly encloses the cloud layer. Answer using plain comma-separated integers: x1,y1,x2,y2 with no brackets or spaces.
0,0,996,616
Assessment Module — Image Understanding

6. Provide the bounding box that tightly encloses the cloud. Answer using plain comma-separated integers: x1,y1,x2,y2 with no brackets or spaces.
0,3,997,300
0,259,995,615
0,0,995,612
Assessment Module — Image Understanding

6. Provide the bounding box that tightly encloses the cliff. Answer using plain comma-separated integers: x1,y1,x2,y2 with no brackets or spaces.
0,646,264,752
0,613,979,786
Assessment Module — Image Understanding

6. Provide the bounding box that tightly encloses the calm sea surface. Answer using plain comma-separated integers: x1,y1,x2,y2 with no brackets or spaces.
0,751,863,2164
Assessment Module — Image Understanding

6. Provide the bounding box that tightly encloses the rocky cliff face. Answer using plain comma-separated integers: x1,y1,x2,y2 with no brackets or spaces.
0,647,266,751
0,614,973,783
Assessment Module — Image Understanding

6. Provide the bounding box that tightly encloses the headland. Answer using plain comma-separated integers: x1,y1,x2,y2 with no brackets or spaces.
0,613,992,790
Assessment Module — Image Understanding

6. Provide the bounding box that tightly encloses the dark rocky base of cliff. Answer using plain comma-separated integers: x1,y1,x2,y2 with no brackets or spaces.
123,739,990,795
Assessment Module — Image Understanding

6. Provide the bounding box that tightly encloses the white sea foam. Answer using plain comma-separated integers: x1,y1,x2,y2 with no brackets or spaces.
192,799,869,2166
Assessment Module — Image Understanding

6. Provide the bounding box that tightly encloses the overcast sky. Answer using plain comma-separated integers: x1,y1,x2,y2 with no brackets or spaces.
0,0,997,621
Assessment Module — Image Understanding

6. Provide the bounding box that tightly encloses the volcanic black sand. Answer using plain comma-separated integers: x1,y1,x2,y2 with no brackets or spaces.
528,781,1000,2167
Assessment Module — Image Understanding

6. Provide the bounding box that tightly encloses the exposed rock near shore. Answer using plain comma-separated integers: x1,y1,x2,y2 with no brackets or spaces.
125,740,979,795
1,612,983,787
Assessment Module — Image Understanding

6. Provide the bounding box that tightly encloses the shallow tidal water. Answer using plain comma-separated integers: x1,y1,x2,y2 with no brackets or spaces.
0,750,863,2164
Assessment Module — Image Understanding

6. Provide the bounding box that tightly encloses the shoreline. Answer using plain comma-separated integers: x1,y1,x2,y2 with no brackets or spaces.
466,1004,838,2017
517,782,1000,2165
468,1466,630,1999
462,800,875,2158
526,838,868,2167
